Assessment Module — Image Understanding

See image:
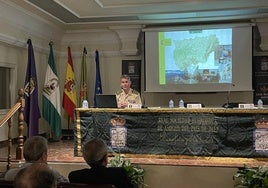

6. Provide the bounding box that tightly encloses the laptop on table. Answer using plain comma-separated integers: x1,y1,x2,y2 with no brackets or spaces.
95,94,118,108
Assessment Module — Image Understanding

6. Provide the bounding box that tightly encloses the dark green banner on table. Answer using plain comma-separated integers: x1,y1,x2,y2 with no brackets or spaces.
74,109,268,157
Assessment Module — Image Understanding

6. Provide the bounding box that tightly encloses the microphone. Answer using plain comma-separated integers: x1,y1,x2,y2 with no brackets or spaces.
141,96,147,108
223,83,235,145
224,83,235,108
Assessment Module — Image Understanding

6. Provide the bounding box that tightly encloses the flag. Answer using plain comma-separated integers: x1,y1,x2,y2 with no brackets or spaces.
94,50,102,106
24,39,41,137
62,47,77,120
79,47,87,106
42,42,62,137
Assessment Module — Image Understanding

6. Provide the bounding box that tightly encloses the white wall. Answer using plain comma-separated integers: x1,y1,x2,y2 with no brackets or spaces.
0,1,266,134
0,1,63,139
0,2,267,187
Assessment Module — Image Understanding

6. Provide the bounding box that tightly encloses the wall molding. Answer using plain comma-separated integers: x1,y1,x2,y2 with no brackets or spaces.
255,18,268,51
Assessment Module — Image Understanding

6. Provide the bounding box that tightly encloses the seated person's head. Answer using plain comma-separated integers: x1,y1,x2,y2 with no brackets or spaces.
120,74,132,88
83,138,108,167
120,74,131,82
14,163,56,188
23,136,48,162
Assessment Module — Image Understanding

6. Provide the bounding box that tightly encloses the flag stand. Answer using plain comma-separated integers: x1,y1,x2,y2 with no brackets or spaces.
48,130,54,142
60,115,73,140
67,115,71,140
48,129,60,142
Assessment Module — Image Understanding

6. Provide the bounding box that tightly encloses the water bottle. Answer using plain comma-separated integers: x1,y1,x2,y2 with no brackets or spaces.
179,99,184,108
257,99,263,109
82,100,88,108
169,99,174,108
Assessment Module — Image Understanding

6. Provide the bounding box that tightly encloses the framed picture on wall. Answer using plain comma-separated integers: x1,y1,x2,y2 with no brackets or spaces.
253,56,268,104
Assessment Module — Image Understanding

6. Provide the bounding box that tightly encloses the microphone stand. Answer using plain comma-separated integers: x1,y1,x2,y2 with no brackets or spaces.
223,83,234,145
225,83,234,108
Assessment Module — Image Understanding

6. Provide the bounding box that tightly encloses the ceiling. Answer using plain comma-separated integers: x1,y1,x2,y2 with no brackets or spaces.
14,0,268,27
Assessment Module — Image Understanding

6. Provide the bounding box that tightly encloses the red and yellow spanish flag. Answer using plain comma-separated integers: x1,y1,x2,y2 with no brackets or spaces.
62,46,77,120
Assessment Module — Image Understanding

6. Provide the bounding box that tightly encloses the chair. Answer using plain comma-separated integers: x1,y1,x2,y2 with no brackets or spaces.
57,182,114,188
0,179,13,188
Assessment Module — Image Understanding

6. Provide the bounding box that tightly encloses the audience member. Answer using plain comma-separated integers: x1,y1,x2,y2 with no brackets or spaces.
13,163,56,188
4,136,68,183
68,138,133,188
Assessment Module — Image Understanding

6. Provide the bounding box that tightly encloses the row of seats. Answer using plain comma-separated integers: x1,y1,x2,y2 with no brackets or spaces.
0,179,113,188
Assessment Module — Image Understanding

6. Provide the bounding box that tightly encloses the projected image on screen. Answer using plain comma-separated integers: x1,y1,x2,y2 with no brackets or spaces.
159,28,232,85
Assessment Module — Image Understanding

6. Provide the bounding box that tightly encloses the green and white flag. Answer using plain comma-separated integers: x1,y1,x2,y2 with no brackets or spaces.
42,42,62,137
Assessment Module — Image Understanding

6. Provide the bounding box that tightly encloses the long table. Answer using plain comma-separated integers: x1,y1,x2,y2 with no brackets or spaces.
74,108,268,158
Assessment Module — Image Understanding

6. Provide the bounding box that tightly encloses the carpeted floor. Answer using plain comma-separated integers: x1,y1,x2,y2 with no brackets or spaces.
0,138,268,168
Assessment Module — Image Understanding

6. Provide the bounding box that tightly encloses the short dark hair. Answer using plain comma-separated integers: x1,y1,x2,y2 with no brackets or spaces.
82,138,107,167
14,163,56,188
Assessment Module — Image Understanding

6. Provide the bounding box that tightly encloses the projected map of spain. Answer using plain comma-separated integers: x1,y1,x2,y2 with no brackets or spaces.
159,28,232,85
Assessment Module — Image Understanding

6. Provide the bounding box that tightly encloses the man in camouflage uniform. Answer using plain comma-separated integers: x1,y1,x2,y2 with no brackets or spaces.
116,75,142,108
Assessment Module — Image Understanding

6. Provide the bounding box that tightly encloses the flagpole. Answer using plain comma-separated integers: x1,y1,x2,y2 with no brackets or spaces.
94,50,102,107
43,41,61,142
49,130,53,141
62,46,77,139
67,115,71,140
24,39,41,137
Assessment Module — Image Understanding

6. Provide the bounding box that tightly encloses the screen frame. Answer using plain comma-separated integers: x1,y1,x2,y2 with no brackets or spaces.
143,23,253,93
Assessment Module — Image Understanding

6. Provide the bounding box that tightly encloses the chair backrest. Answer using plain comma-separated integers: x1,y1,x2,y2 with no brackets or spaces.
57,182,114,188
0,180,114,188
0,179,13,188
